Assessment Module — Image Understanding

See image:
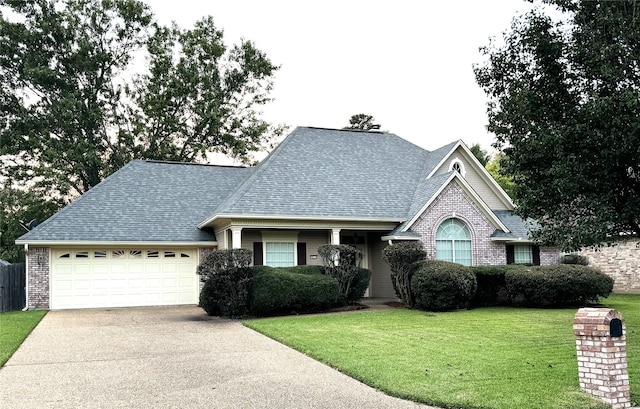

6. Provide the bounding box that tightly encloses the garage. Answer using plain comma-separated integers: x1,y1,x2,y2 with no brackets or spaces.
50,248,200,309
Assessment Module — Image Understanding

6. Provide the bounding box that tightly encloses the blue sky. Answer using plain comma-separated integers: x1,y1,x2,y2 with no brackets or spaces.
145,0,540,157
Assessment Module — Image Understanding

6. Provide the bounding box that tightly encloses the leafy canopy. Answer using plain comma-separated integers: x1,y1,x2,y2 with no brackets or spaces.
474,0,640,250
0,0,283,261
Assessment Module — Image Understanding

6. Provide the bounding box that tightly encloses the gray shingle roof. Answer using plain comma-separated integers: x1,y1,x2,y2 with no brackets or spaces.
208,127,438,220
492,210,538,240
18,161,252,243
18,127,507,244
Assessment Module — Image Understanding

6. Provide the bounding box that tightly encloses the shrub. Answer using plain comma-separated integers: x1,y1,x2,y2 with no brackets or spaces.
470,266,511,307
382,241,427,308
411,260,477,311
197,249,254,318
250,266,341,316
505,265,614,307
560,254,589,265
318,244,363,303
196,248,253,282
199,279,220,316
346,268,372,304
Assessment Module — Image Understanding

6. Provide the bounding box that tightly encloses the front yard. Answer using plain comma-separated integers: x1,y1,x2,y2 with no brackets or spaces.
245,293,640,409
0,310,47,367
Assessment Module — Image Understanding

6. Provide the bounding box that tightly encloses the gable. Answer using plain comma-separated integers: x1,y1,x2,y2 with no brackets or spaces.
429,144,513,210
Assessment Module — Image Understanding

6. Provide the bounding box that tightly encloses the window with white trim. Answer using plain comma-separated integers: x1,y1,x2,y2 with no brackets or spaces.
435,218,472,266
449,158,466,177
265,242,295,267
514,245,533,264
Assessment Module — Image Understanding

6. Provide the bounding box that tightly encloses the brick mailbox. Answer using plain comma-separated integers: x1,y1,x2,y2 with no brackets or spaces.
573,308,631,409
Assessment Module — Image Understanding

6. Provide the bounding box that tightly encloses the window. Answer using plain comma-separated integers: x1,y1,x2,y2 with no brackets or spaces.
75,251,89,259
514,245,532,264
265,242,295,267
449,158,466,177
112,250,125,259
94,251,107,258
435,218,472,266
147,250,159,258
164,251,176,258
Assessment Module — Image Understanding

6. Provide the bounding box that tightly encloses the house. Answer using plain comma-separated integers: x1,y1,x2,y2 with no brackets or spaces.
16,127,560,310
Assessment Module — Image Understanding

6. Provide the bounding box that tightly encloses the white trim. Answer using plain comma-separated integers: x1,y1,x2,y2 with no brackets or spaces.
198,213,404,228
380,235,421,241
426,140,514,209
23,244,29,310
401,172,510,234
449,158,467,177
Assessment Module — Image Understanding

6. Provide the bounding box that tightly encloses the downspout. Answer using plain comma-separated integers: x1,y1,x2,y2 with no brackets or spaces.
22,243,29,311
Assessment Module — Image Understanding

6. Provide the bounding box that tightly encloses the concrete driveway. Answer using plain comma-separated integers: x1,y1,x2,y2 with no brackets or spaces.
0,306,434,408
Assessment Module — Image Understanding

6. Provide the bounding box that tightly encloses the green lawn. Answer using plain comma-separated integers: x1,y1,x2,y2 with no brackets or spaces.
245,294,640,409
0,310,47,367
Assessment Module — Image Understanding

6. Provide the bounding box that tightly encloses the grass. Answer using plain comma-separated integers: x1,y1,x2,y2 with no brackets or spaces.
0,310,47,367
245,293,640,409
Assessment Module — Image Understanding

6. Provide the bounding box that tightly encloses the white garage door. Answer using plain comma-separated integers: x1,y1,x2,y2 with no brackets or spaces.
51,248,199,309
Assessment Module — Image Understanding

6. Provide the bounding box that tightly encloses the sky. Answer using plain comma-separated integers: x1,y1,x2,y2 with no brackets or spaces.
144,0,539,158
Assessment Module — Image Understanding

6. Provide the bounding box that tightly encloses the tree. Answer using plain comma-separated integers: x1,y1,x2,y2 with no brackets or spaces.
0,182,61,262
485,153,516,199
469,143,490,166
343,113,380,130
474,0,640,250
0,0,282,201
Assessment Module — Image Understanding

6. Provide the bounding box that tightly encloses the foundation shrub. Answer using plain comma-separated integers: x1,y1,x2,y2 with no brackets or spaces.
250,266,341,316
470,266,511,307
411,260,477,311
197,248,253,318
505,265,614,307
382,241,427,308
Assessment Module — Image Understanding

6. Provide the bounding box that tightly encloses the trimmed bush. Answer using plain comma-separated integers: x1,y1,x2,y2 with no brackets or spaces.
199,279,220,316
382,241,427,308
505,265,614,307
346,268,372,304
470,266,511,307
251,266,341,316
411,260,477,311
197,249,254,318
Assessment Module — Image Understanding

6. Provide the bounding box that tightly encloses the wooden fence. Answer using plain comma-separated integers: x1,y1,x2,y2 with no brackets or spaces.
0,263,26,313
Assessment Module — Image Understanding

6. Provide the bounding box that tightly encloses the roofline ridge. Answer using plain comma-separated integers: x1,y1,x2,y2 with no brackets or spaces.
142,159,248,169
198,127,300,224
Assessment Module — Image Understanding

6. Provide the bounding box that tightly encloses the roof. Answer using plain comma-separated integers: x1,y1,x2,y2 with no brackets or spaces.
204,127,434,222
17,161,252,243
491,210,538,241
17,126,528,245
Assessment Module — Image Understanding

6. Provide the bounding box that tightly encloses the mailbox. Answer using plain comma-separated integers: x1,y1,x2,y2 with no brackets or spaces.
610,318,623,337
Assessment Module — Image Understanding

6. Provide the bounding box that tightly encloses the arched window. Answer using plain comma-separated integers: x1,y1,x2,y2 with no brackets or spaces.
435,218,472,266
448,158,466,177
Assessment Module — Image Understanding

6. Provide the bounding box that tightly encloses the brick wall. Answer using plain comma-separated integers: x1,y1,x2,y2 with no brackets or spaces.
580,238,640,292
540,246,561,266
412,181,506,265
27,247,50,309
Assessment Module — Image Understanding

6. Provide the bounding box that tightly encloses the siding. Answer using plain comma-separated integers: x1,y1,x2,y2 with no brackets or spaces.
368,233,396,298
432,148,509,210
298,230,330,266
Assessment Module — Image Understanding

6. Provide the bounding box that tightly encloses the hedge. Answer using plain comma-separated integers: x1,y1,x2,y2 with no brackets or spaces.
411,260,477,311
250,266,342,316
505,265,614,307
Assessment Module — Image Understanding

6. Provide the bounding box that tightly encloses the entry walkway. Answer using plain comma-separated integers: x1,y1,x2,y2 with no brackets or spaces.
0,306,434,408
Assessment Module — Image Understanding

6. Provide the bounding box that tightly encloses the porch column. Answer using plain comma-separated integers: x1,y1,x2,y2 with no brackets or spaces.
331,228,341,245
231,227,243,249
